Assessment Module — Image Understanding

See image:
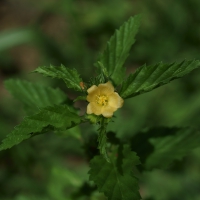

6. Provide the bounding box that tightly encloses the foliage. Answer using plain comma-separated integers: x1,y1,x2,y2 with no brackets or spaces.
130,127,200,170
33,65,83,91
95,15,141,86
4,79,67,115
1,2,200,199
0,105,81,151
89,145,141,200
120,60,200,99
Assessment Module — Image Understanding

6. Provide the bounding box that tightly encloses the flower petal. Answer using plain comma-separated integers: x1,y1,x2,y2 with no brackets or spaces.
86,81,124,117
101,105,117,118
87,102,102,115
98,81,114,95
108,92,124,108
87,85,100,102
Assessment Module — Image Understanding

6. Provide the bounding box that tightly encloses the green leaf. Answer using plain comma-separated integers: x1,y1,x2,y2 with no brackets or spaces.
33,65,82,91
89,72,107,87
120,60,200,99
89,145,141,200
96,61,109,78
145,127,200,169
96,15,141,86
130,127,200,170
0,105,81,151
4,79,67,114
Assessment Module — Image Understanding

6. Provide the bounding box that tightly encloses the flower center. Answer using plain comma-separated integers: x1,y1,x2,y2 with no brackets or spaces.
96,95,108,106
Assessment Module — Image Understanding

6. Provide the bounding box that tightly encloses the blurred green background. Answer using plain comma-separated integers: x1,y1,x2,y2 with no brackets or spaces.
0,0,200,199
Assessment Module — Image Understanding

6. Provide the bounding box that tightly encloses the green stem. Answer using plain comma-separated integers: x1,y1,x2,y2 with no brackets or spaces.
98,117,110,162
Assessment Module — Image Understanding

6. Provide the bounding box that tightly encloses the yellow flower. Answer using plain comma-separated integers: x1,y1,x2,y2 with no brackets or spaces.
86,81,124,118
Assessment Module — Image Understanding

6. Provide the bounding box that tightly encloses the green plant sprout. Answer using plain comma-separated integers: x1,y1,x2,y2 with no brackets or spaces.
1,15,200,200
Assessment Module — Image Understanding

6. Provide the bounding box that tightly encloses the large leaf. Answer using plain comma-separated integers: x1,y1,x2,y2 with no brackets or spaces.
96,15,141,86
120,60,200,99
33,65,82,91
0,105,81,151
145,127,200,169
130,127,200,170
89,145,141,200
5,79,67,114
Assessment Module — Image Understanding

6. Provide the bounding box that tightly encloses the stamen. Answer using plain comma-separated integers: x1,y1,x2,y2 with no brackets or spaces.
96,95,108,106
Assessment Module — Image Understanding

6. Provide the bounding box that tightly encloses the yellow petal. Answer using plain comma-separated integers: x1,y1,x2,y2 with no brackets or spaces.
101,105,117,118
98,81,114,95
108,92,124,108
87,102,102,115
86,81,124,117
87,85,100,102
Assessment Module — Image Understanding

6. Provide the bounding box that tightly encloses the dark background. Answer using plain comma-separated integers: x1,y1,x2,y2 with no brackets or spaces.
0,0,200,199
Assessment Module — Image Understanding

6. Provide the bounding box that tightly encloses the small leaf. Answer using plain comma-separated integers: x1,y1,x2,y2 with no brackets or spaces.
89,145,141,200
96,15,141,86
96,61,109,78
4,79,67,114
120,60,200,99
85,114,101,124
33,65,82,91
0,105,81,151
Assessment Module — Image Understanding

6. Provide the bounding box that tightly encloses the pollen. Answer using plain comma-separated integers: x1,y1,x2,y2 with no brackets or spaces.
96,95,108,106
